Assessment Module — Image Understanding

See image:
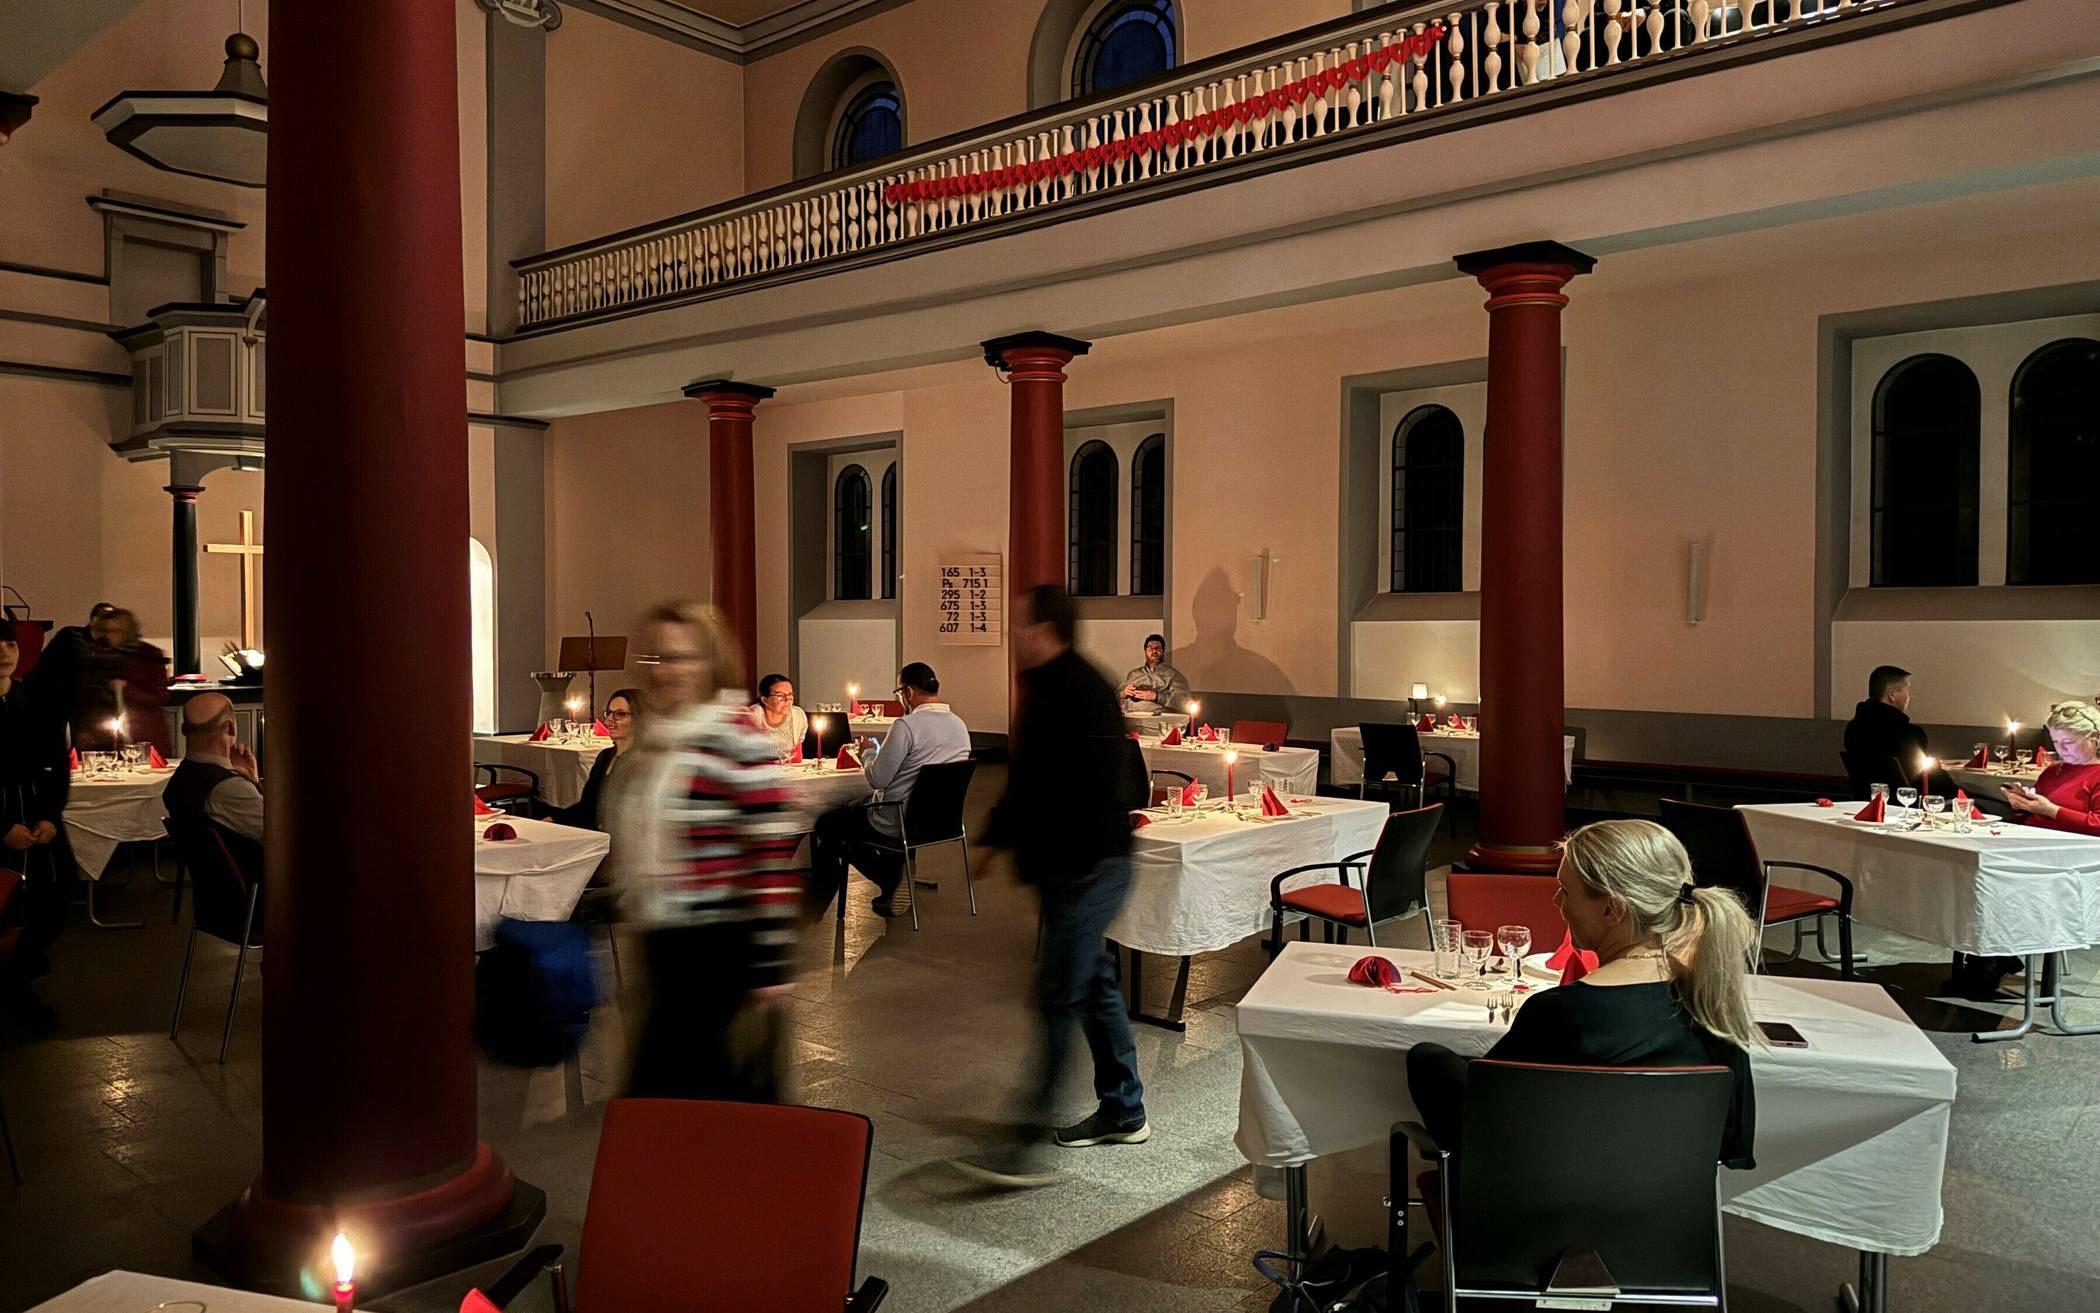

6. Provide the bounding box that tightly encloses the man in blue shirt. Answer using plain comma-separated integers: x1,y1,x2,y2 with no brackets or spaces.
808,661,970,918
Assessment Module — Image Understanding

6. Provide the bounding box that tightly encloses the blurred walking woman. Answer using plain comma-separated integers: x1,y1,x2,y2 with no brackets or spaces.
608,602,803,1100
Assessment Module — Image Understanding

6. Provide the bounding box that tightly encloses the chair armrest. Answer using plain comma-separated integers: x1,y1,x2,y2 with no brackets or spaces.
1764,860,1855,910
482,1242,564,1308
846,1276,890,1312
1391,1120,1450,1162
1269,860,1366,902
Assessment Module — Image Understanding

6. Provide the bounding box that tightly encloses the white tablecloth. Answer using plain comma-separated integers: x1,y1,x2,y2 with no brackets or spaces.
1328,727,1575,791
1235,943,1956,1257
30,1271,322,1312
847,715,898,739
473,814,609,952
1740,802,2100,956
61,769,173,880
1941,763,2041,804
1123,708,1181,737
1111,798,1390,957
472,733,609,809
779,760,875,821
1142,741,1320,798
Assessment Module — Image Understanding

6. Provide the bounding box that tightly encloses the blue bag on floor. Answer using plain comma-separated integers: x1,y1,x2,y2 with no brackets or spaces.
474,918,600,1068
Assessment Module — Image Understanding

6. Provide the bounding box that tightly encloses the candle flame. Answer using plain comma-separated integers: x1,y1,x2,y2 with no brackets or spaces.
847,683,858,696
331,1232,355,1285
2008,721,2021,733
1188,701,1200,713
107,719,124,734
1433,695,1447,707
1224,750,1238,764
1921,757,1936,771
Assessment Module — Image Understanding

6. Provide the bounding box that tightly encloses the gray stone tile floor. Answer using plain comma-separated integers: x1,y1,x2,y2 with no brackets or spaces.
3,774,2097,1311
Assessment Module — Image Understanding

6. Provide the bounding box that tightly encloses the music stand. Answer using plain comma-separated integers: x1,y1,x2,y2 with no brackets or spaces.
559,634,628,716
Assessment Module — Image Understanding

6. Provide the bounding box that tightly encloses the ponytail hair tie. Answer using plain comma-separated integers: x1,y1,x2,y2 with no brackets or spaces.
1678,882,1697,906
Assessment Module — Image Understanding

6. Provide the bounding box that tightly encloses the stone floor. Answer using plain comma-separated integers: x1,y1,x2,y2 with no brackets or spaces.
3,778,2098,1312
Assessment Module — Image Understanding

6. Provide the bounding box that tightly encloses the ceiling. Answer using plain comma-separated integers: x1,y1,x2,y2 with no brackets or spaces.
586,0,909,59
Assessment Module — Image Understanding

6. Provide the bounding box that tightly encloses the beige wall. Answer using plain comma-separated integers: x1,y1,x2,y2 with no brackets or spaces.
542,400,710,691
543,7,745,250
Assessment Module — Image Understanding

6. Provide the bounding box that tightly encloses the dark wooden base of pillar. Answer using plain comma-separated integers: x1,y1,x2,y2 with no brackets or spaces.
193,1177,546,1299
1461,843,1563,875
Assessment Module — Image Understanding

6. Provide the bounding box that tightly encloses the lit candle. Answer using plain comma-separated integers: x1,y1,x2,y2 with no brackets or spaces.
812,715,828,762
1919,756,1936,799
331,1232,356,1313
107,717,126,751
846,683,860,716
566,697,584,718
1225,749,1238,806
1186,700,1200,734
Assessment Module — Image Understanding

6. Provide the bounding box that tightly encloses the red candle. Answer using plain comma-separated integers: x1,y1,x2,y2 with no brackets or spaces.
1225,750,1238,807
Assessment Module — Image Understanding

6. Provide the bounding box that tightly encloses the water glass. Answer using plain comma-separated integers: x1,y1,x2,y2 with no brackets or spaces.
1496,924,1532,982
1431,919,1463,979
1164,788,1183,817
1461,930,1495,990
1216,727,1232,747
1869,782,1890,806
1244,782,1263,813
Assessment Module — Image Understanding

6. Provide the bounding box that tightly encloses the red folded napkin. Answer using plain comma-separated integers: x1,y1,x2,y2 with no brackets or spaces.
1179,780,1201,807
473,794,497,816
2035,748,2054,769
1971,805,1987,820
1160,726,1183,746
69,747,80,771
1953,788,1969,810
1129,812,1151,830
1852,795,1886,823
1415,714,1436,733
1544,929,1599,977
1347,956,1402,988
528,722,552,742
147,744,167,768
592,719,611,737
787,742,803,763
850,701,863,717
482,822,518,841
1128,731,1142,740
1259,785,1290,817
1197,724,1217,741
1963,746,1988,767
835,746,859,770
1446,713,1463,730
460,1292,502,1313
1814,797,1834,808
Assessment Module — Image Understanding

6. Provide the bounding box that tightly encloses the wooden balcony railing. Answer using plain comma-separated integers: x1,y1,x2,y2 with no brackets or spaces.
514,0,1913,331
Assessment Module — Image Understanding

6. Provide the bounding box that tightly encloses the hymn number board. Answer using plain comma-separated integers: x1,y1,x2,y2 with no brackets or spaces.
937,554,1002,646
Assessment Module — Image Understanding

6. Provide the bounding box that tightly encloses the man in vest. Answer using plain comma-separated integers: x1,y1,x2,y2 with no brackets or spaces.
164,693,263,879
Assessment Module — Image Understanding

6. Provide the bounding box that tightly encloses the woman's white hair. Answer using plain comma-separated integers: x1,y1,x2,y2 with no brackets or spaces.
2046,700,2100,752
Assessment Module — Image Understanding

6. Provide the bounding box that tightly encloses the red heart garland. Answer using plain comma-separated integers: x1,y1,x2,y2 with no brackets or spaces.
1345,56,1369,80
1371,47,1394,71
1144,128,1165,149
1055,155,1075,175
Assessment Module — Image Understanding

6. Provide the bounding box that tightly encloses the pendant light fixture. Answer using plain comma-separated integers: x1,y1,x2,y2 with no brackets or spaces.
92,1,267,187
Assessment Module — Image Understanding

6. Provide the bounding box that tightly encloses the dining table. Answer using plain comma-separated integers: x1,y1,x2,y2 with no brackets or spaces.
28,1271,325,1312
1938,760,2042,805
60,764,178,928
472,811,610,952
1236,942,1956,1313
472,731,610,810
1739,801,2100,1040
1140,739,1321,798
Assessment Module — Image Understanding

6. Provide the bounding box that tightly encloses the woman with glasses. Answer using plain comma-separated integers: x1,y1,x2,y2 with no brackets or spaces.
554,688,639,831
749,673,808,761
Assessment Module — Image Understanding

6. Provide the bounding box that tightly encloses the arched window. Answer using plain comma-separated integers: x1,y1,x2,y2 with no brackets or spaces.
1391,406,1463,593
2008,338,2100,585
834,465,873,600
1130,433,1165,596
831,80,903,170
1871,355,1979,587
1073,0,1176,98
1069,440,1118,596
469,539,496,733
880,463,898,600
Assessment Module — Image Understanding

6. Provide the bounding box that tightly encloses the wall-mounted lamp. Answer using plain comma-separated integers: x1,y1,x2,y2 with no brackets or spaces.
1687,540,1711,625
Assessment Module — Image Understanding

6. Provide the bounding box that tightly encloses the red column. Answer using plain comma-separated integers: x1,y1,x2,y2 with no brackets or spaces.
685,379,774,689
983,332,1090,736
197,0,538,1290
1454,242,1595,874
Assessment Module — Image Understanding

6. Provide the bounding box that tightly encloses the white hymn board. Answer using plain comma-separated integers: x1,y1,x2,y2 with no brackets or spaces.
937,553,1002,646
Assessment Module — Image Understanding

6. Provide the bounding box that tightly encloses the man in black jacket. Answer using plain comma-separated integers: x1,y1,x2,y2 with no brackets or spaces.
1842,665,1927,787
959,584,1149,1187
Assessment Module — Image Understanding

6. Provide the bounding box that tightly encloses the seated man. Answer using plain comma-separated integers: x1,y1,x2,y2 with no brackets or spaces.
1120,633,1189,719
1841,664,1926,787
163,693,264,881
809,662,970,918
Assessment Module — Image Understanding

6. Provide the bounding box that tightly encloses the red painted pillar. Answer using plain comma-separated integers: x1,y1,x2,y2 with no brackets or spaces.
685,379,774,690
198,0,539,1290
983,332,1090,736
1454,242,1595,874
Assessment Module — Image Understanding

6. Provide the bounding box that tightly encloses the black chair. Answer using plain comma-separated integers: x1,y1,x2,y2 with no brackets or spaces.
1659,797,1857,979
1397,1062,1733,1311
0,1079,17,1184
1358,722,1456,816
1839,749,1913,801
860,759,976,932
166,821,263,1063
1148,768,1193,806
1267,804,1439,957
475,763,542,817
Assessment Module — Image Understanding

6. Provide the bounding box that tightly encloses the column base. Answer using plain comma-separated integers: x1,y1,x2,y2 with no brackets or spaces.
1462,842,1563,875
193,1145,544,1299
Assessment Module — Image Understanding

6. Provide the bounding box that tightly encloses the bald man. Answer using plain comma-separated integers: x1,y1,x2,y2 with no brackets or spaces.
164,694,264,866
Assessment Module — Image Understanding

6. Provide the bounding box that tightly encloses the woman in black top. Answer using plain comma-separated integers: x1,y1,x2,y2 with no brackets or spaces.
555,688,639,832
1409,819,1759,1171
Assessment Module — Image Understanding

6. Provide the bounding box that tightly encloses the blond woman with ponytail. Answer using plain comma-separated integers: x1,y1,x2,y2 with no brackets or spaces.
1406,819,1760,1171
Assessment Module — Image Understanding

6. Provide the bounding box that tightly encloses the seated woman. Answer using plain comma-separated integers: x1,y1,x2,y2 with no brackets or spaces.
555,688,638,832
2003,700,2100,834
749,673,808,761
1408,819,1759,1172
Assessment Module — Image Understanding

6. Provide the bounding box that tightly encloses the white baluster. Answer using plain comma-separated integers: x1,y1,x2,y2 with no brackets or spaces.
1483,4,1504,93
1519,1,1543,83
1445,15,1466,102
1563,1,1587,73
1602,0,1624,64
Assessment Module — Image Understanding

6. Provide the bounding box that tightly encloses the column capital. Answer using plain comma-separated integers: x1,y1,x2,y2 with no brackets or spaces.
1453,241,1596,278
0,90,35,146
1454,242,1596,312
982,331,1092,373
166,484,204,502
682,378,776,407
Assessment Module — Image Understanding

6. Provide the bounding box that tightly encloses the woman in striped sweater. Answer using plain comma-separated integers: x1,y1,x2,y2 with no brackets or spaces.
609,601,805,1101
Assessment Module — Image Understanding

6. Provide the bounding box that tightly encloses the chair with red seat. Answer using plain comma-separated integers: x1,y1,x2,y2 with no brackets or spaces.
481,1098,887,1313
1658,797,1856,979
1268,805,1438,956
474,762,542,817
1358,722,1456,821
1443,872,1566,954
1232,719,1288,746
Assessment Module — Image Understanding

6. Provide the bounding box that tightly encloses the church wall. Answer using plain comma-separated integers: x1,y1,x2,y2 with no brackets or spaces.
542,6,746,251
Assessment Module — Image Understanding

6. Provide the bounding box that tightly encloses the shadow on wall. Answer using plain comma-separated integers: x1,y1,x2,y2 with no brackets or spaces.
1177,566,1295,723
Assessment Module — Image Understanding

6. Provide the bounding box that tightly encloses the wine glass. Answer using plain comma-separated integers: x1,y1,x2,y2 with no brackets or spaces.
1461,930,1495,990
1895,786,1918,823
1922,795,1948,828
2016,749,2035,770
1190,782,1209,808
122,743,144,773
1992,746,2010,768
1496,924,1532,984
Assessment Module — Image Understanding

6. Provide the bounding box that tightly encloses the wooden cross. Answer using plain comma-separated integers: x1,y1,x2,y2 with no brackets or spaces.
204,509,264,649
